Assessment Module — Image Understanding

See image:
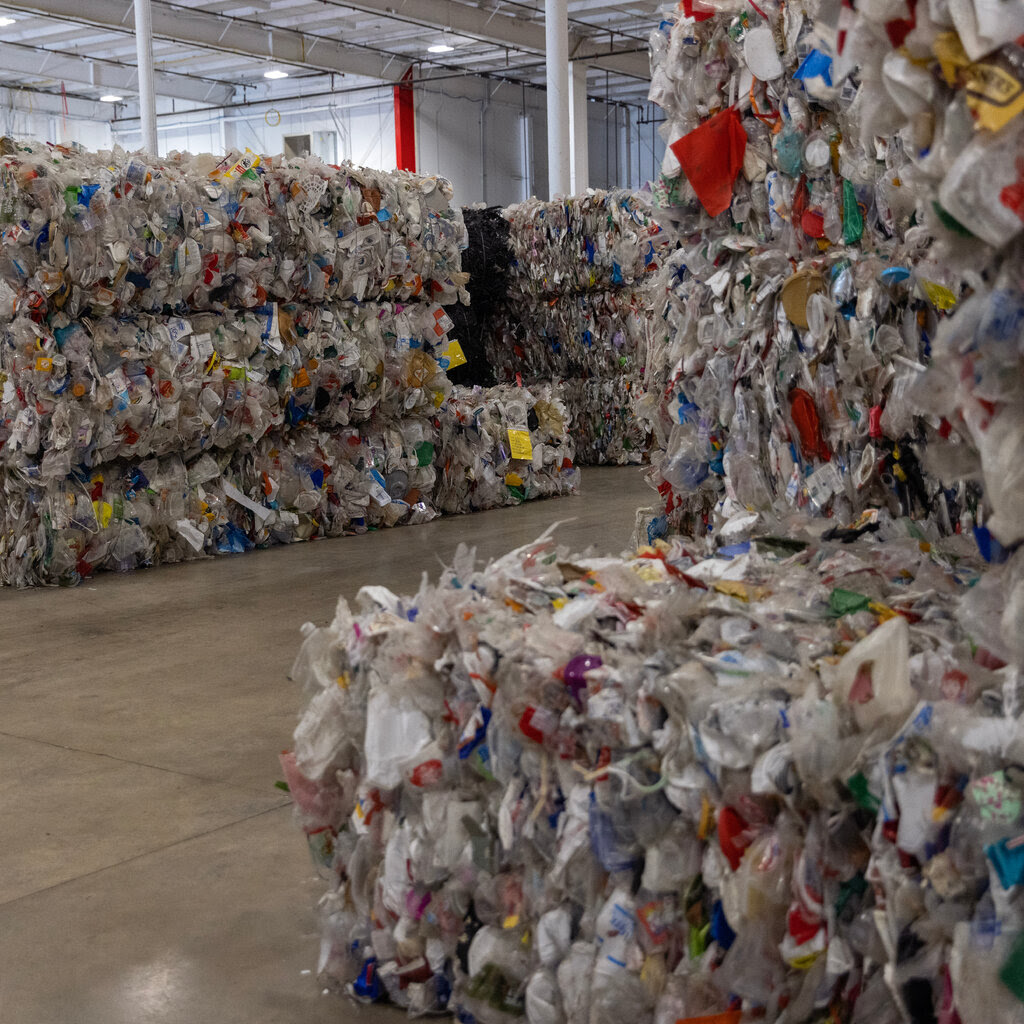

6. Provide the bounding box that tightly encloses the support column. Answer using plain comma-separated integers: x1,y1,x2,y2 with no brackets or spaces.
133,0,158,154
569,61,589,194
545,0,570,198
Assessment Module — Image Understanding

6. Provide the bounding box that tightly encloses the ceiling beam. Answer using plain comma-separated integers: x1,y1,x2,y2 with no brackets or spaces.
333,0,548,51
567,0,659,17
0,40,236,105
6,0,408,82
572,42,649,80
330,0,650,78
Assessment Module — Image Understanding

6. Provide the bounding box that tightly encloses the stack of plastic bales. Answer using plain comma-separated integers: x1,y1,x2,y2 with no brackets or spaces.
433,383,579,514
639,0,1023,554
485,192,667,466
0,141,471,584
282,2,1024,1022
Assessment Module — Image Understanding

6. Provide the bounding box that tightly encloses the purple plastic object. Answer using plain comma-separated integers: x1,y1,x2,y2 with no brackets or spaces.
563,653,602,706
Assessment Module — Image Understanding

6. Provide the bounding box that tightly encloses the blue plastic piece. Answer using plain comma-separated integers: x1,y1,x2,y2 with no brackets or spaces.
973,526,1011,564
880,267,911,285
710,901,736,950
794,49,834,87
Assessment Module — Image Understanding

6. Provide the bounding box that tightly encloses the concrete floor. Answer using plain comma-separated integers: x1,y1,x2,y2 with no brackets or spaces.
0,466,654,1024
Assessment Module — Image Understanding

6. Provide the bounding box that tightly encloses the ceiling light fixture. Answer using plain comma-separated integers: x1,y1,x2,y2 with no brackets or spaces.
427,43,455,54
264,69,288,79
99,94,123,103
0,16,16,25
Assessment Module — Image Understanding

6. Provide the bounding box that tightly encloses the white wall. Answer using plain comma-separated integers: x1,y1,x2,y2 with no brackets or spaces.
107,74,662,206
0,95,111,152
412,75,658,204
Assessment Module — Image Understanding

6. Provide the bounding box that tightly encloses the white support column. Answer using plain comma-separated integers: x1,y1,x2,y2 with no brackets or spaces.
133,0,158,155
544,0,570,199
569,61,589,194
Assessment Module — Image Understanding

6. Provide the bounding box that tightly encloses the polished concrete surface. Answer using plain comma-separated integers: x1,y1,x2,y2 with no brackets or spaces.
0,466,654,1024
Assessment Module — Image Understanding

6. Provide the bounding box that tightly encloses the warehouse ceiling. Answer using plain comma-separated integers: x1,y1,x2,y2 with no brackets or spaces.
0,0,658,121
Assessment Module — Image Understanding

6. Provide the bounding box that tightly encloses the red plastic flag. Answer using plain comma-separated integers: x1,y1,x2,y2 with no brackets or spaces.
670,107,748,217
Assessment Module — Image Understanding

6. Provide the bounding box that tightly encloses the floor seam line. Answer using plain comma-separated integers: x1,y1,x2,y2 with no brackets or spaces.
0,801,292,909
0,729,269,789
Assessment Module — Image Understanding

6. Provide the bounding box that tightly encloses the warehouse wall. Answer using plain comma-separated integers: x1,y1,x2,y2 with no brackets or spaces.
411,75,661,204
0,98,112,151
109,74,664,206
0,75,664,206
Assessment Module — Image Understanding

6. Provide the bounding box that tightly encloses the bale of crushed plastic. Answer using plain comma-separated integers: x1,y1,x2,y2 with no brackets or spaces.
641,2,1024,548
283,521,1023,1024
434,383,578,513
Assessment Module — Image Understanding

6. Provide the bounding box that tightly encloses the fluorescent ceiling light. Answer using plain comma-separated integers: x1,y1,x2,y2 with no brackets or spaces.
0,16,16,25
264,68,288,79
427,43,454,53
99,94,123,102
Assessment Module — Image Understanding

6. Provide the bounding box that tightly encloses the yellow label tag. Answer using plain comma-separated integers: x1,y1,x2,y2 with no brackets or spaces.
965,61,1024,132
34,357,53,372
505,472,524,487
292,367,311,389
336,673,351,690
433,390,446,408
502,915,520,930
932,33,1024,131
92,500,113,529
443,340,467,369
921,279,957,310
507,428,533,461
222,148,261,181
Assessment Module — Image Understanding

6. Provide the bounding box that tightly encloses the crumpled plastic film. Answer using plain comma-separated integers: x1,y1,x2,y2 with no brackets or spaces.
640,1,1024,551
284,520,1024,1024
433,384,579,513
